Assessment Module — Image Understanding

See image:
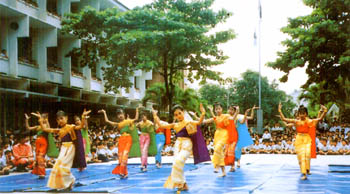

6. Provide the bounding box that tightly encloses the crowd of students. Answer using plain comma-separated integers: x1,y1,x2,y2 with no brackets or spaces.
1,119,349,176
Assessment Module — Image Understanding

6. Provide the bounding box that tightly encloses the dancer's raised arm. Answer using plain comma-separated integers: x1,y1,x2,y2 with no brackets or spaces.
25,113,39,131
32,112,59,133
194,103,206,125
152,108,175,130
74,109,91,130
247,105,259,120
98,109,118,127
239,108,251,124
278,103,297,123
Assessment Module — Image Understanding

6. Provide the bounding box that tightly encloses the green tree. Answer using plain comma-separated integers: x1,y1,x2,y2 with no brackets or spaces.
231,71,295,126
198,84,229,109
268,0,350,104
142,83,201,113
61,0,235,113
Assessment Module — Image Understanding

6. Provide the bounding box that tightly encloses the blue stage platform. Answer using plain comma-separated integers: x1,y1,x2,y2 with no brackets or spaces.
1,156,350,194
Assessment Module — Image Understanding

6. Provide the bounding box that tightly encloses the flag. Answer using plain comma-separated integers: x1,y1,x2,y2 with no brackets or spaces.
254,29,257,46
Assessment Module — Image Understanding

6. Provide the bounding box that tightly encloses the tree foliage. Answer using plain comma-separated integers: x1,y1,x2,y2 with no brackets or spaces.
199,70,296,126
142,83,201,113
268,0,350,104
61,0,235,113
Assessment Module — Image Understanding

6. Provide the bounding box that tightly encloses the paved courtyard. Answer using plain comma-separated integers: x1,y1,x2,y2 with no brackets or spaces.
2,154,350,194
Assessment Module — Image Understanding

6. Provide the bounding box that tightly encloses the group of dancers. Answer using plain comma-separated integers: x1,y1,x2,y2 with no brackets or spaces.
23,101,327,192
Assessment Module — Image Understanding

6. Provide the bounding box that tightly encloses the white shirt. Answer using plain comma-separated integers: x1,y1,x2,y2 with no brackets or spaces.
262,133,271,140
97,148,108,155
344,128,350,135
318,143,328,152
273,145,282,150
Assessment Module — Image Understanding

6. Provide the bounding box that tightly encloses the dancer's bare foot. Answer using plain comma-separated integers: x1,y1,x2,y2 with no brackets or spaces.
214,167,219,173
67,180,75,190
229,167,235,172
301,174,307,180
307,170,311,175
38,175,45,179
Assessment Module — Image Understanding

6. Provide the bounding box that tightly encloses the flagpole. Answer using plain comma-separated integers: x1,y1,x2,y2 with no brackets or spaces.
258,0,261,109
257,0,263,134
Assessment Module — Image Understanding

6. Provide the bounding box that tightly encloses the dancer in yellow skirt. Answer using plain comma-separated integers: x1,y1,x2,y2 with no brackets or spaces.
33,109,90,190
204,103,239,177
152,104,210,192
279,103,327,180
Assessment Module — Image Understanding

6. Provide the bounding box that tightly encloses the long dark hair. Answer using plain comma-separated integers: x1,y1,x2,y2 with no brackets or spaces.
56,110,67,118
172,104,184,113
298,105,308,116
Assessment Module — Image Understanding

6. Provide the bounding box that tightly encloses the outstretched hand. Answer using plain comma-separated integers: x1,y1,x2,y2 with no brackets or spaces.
245,108,251,114
199,103,205,115
278,102,282,113
31,112,42,119
25,113,30,120
82,109,91,117
98,109,106,114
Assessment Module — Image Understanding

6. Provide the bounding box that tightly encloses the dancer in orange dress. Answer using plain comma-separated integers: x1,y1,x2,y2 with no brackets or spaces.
25,113,50,179
279,104,327,180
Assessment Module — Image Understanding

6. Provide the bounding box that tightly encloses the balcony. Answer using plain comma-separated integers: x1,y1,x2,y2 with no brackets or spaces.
18,61,39,79
0,57,9,75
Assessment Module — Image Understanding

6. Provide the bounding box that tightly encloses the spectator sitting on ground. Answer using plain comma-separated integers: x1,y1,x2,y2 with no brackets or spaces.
327,140,339,155
12,132,34,172
96,142,109,162
87,148,102,163
107,143,117,160
250,140,260,154
338,140,350,155
284,140,295,154
317,138,328,155
262,129,271,142
0,149,10,175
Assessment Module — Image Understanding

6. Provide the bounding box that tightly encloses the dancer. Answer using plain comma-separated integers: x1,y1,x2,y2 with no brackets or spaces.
225,105,239,172
279,103,327,180
154,117,171,168
99,107,141,179
33,109,90,190
25,113,50,179
136,112,157,172
235,106,257,169
80,118,91,158
204,103,238,177
72,115,88,171
152,104,210,192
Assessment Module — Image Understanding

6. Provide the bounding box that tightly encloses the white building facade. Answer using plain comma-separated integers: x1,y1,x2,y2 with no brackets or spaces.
0,0,153,132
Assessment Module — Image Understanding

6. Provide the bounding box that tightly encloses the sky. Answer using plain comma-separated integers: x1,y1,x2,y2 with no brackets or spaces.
119,0,313,94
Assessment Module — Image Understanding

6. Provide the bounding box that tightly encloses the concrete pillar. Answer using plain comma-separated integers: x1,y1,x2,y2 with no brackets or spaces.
58,38,80,87
78,0,100,11
8,16,29,77
37,0,47,19
57,0,71,17
137,73,146,98
32,28,57,82
83,65,91,90
98,60,106,92
128,76,135,99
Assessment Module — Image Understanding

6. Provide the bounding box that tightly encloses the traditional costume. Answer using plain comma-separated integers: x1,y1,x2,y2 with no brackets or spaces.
47,124,76,189
155,121,171,165
112,119,140,176
164,121,210,189
138,120,157,168
235,115,253,161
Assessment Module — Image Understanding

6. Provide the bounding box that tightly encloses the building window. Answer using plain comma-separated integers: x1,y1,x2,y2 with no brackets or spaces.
18,37,34,65
47,0,58,16
71,2,79,14
47,47,61,71
134,77,140,90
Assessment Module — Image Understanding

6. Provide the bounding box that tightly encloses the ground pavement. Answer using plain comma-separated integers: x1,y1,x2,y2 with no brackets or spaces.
2,154,350,194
